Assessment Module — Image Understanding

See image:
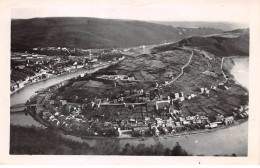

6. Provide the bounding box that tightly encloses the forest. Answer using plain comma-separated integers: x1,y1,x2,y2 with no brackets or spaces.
10,125,189,155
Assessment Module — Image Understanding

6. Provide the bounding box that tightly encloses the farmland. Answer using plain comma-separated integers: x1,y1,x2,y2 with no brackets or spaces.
23,29,249,139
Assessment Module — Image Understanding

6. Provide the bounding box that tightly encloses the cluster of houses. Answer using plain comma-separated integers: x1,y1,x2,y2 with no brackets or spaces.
24,59,248,138
11,47,127,93
233,105,249,119
29,78,248,138
10,68,52,91
11,53,48,60
11,52,108,92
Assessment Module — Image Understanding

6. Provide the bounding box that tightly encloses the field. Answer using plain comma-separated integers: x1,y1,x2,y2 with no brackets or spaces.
110,49,192,82
50,29,249,121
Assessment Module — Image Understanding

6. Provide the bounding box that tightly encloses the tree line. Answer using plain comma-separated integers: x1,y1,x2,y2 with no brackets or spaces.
10,125,189,155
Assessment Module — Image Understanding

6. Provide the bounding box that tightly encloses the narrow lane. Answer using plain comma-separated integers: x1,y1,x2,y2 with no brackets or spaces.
165,49,194,85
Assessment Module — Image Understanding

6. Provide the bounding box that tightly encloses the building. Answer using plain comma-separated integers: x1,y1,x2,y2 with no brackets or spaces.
205,122,218,129
179,97,185,101
174,93,180,99
200,88,205,94
224,116,234,125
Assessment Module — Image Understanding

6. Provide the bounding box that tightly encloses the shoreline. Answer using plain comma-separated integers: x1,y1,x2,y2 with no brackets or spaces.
10,63,112,96
222,56,249,91
10,68,83,96
15,114,248,142
21,105,248,141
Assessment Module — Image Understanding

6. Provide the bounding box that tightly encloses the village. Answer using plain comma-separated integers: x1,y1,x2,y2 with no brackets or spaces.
25,67,249,138
10,47,125,93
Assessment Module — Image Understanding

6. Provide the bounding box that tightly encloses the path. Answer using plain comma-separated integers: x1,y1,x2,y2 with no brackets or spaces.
165,48,194,85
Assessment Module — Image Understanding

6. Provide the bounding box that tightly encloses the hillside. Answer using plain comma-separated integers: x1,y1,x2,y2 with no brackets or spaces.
151,28,249,57
52,33,248,120
11,17,223,51
149,21,249,31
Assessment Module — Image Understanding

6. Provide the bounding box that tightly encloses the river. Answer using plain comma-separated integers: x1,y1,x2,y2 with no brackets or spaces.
11,67,106,106
230,57,249,89
10,57,249,156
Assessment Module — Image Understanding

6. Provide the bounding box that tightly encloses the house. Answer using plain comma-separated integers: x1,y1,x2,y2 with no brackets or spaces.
198,115,209,120
200,88,205,94
174,93,179,99
179,97,185,101
15,65,25,70
224,116,234,125
205,122,218,129
165,71,174,79
117,128,122,136
218,83,227,90
186,95,192,100
179,117,185,122
153,127,160,136
238,105,244,112
128,77,135,81
144,117,151,121
186,116,195,121
183,120,191,126
129,118,136,123
155,118,163,126
60,100,67,106
175,122,181,127
104,122,112,127
243,112,248,117
224,86,230,90
161,94,169,100
193,119,202,124
216,114,225,121
166,121,175,128
191,94,197,98
132,126,149,135
210,85,217,90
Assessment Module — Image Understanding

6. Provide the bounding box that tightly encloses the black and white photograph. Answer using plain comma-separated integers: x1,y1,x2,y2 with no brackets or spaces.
1,0,260,165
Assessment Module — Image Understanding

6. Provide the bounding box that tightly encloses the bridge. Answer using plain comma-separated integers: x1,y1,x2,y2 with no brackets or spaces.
10,103,37,113
10,103,37,109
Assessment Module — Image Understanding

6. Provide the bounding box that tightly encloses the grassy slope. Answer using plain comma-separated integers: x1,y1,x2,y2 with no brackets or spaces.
11,17,223,50
149,21,248,31
152,29,249,57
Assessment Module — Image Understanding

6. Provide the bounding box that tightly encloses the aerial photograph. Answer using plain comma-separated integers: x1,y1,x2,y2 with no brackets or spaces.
10,1,249,156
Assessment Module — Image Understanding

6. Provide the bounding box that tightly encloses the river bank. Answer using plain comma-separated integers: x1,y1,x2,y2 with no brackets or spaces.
24,100,249,141
10,68,80,96
10,111,248,156
10,63,111,106
222,56,249,90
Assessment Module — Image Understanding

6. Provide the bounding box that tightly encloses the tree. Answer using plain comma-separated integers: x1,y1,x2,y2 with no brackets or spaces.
164,147,172,156
91,139,120,155
171,142,188,156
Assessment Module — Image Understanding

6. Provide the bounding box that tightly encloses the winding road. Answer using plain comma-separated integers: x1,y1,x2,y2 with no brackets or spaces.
165,48,194,85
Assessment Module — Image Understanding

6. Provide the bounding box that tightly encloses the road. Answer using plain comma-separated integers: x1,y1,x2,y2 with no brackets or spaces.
165,48,194,85
100,102,146,106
